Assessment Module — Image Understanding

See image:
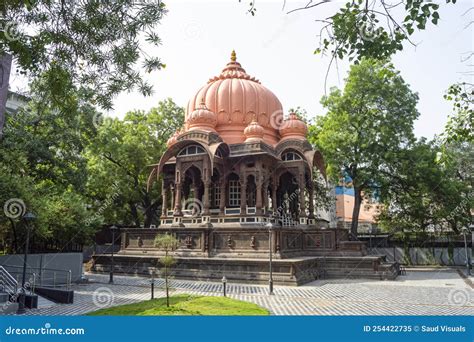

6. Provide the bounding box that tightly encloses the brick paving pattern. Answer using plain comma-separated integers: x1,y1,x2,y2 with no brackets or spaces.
13,269,474,316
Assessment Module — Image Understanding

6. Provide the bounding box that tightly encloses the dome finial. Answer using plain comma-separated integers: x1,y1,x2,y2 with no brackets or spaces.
231,50,237,62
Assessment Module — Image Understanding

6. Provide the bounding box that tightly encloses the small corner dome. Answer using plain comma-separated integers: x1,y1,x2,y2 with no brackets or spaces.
186,101,217,132
244,118,265,143
279,113,308,140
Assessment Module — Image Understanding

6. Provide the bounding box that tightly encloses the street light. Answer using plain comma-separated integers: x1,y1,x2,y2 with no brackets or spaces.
17,212,36,314
221,276,227,297
109,225,118,284
462,226,472,276
266,222,274,295
150,269,155,299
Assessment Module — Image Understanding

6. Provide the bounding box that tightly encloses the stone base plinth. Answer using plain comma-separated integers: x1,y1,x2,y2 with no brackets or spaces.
89,254,399,286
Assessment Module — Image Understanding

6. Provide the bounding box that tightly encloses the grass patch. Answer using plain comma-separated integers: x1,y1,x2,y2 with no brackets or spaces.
86,294,269,316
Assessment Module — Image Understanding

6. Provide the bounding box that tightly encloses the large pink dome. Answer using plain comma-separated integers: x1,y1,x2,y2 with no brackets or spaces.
185,51,283,145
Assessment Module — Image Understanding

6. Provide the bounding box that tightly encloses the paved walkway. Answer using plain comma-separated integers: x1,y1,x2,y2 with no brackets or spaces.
13,268,474,316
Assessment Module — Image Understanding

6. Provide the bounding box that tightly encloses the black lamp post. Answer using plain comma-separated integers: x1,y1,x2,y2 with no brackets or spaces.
462,226,471,276
109,225,118,284
17,212,36,314
266,222,274,295
222,276,227,297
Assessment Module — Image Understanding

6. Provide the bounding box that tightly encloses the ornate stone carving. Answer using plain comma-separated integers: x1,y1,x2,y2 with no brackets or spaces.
250,235,256,249
185,235,193,248
227,235,234,248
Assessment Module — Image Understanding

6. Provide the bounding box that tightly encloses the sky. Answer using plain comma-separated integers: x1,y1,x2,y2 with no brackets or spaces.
10,0,474,139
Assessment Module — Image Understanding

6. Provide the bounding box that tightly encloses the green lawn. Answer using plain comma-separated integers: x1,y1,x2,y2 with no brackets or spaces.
86,294,270,316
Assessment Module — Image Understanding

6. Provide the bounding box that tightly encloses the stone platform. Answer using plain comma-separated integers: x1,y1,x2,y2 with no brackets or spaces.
90,227,399,285
90,254,399,286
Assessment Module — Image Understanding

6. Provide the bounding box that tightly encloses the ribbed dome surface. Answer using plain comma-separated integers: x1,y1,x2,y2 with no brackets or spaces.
185,51,283,145
244,118,265,143
279,113,308,141
187,102,217,132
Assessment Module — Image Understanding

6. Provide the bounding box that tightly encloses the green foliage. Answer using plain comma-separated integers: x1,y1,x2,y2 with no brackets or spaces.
87,294,270,316
85,98,184,227
0,91,183,252
442,82,473,146
155,233,178,253
307,0,456,63
0,83,101,252
1,0,167,110
309,58,419,236
154,232,179,307
378,140,473,234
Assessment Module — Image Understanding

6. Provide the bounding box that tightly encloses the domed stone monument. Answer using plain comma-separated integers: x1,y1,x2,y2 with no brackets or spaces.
92,52,399,284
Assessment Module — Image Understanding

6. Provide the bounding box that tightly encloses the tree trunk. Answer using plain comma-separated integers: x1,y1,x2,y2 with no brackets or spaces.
129,202,140,227
165,250,169,307
0,54,12,140
165,265,169,307
143,196,158,228
350,187,362,240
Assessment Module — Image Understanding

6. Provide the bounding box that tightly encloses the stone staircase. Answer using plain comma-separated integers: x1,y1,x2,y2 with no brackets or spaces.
320,256,399,280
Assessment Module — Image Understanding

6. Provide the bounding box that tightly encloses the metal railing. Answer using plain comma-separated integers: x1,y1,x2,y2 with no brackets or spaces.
2,264,72,290
0,265,18,294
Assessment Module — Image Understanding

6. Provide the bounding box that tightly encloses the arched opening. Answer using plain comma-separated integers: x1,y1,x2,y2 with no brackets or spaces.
281,151,303,161
277,172,300,222
178,144,206,156
182,165,203,216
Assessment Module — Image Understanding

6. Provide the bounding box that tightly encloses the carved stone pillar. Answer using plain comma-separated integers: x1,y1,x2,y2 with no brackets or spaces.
298,173,307,224
201,179,212,226
256,177,263,215
240,176,247,214
263,180,269,213
308,185,315,219
161,181,168,218
272,179,278,215
203,180,210,215
219,178,226,215
170,184,175,213
174,182,183,216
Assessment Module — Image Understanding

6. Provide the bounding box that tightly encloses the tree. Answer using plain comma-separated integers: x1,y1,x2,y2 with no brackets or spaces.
154,233,178,307
378,140,473,234
85,98,184,227
243,1,457,64
442,82,473,145
309,58,419,238
0,85,101,252
1,1,167,110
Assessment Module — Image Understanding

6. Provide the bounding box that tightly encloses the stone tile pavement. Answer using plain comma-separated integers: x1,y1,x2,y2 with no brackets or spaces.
10,268,474,316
